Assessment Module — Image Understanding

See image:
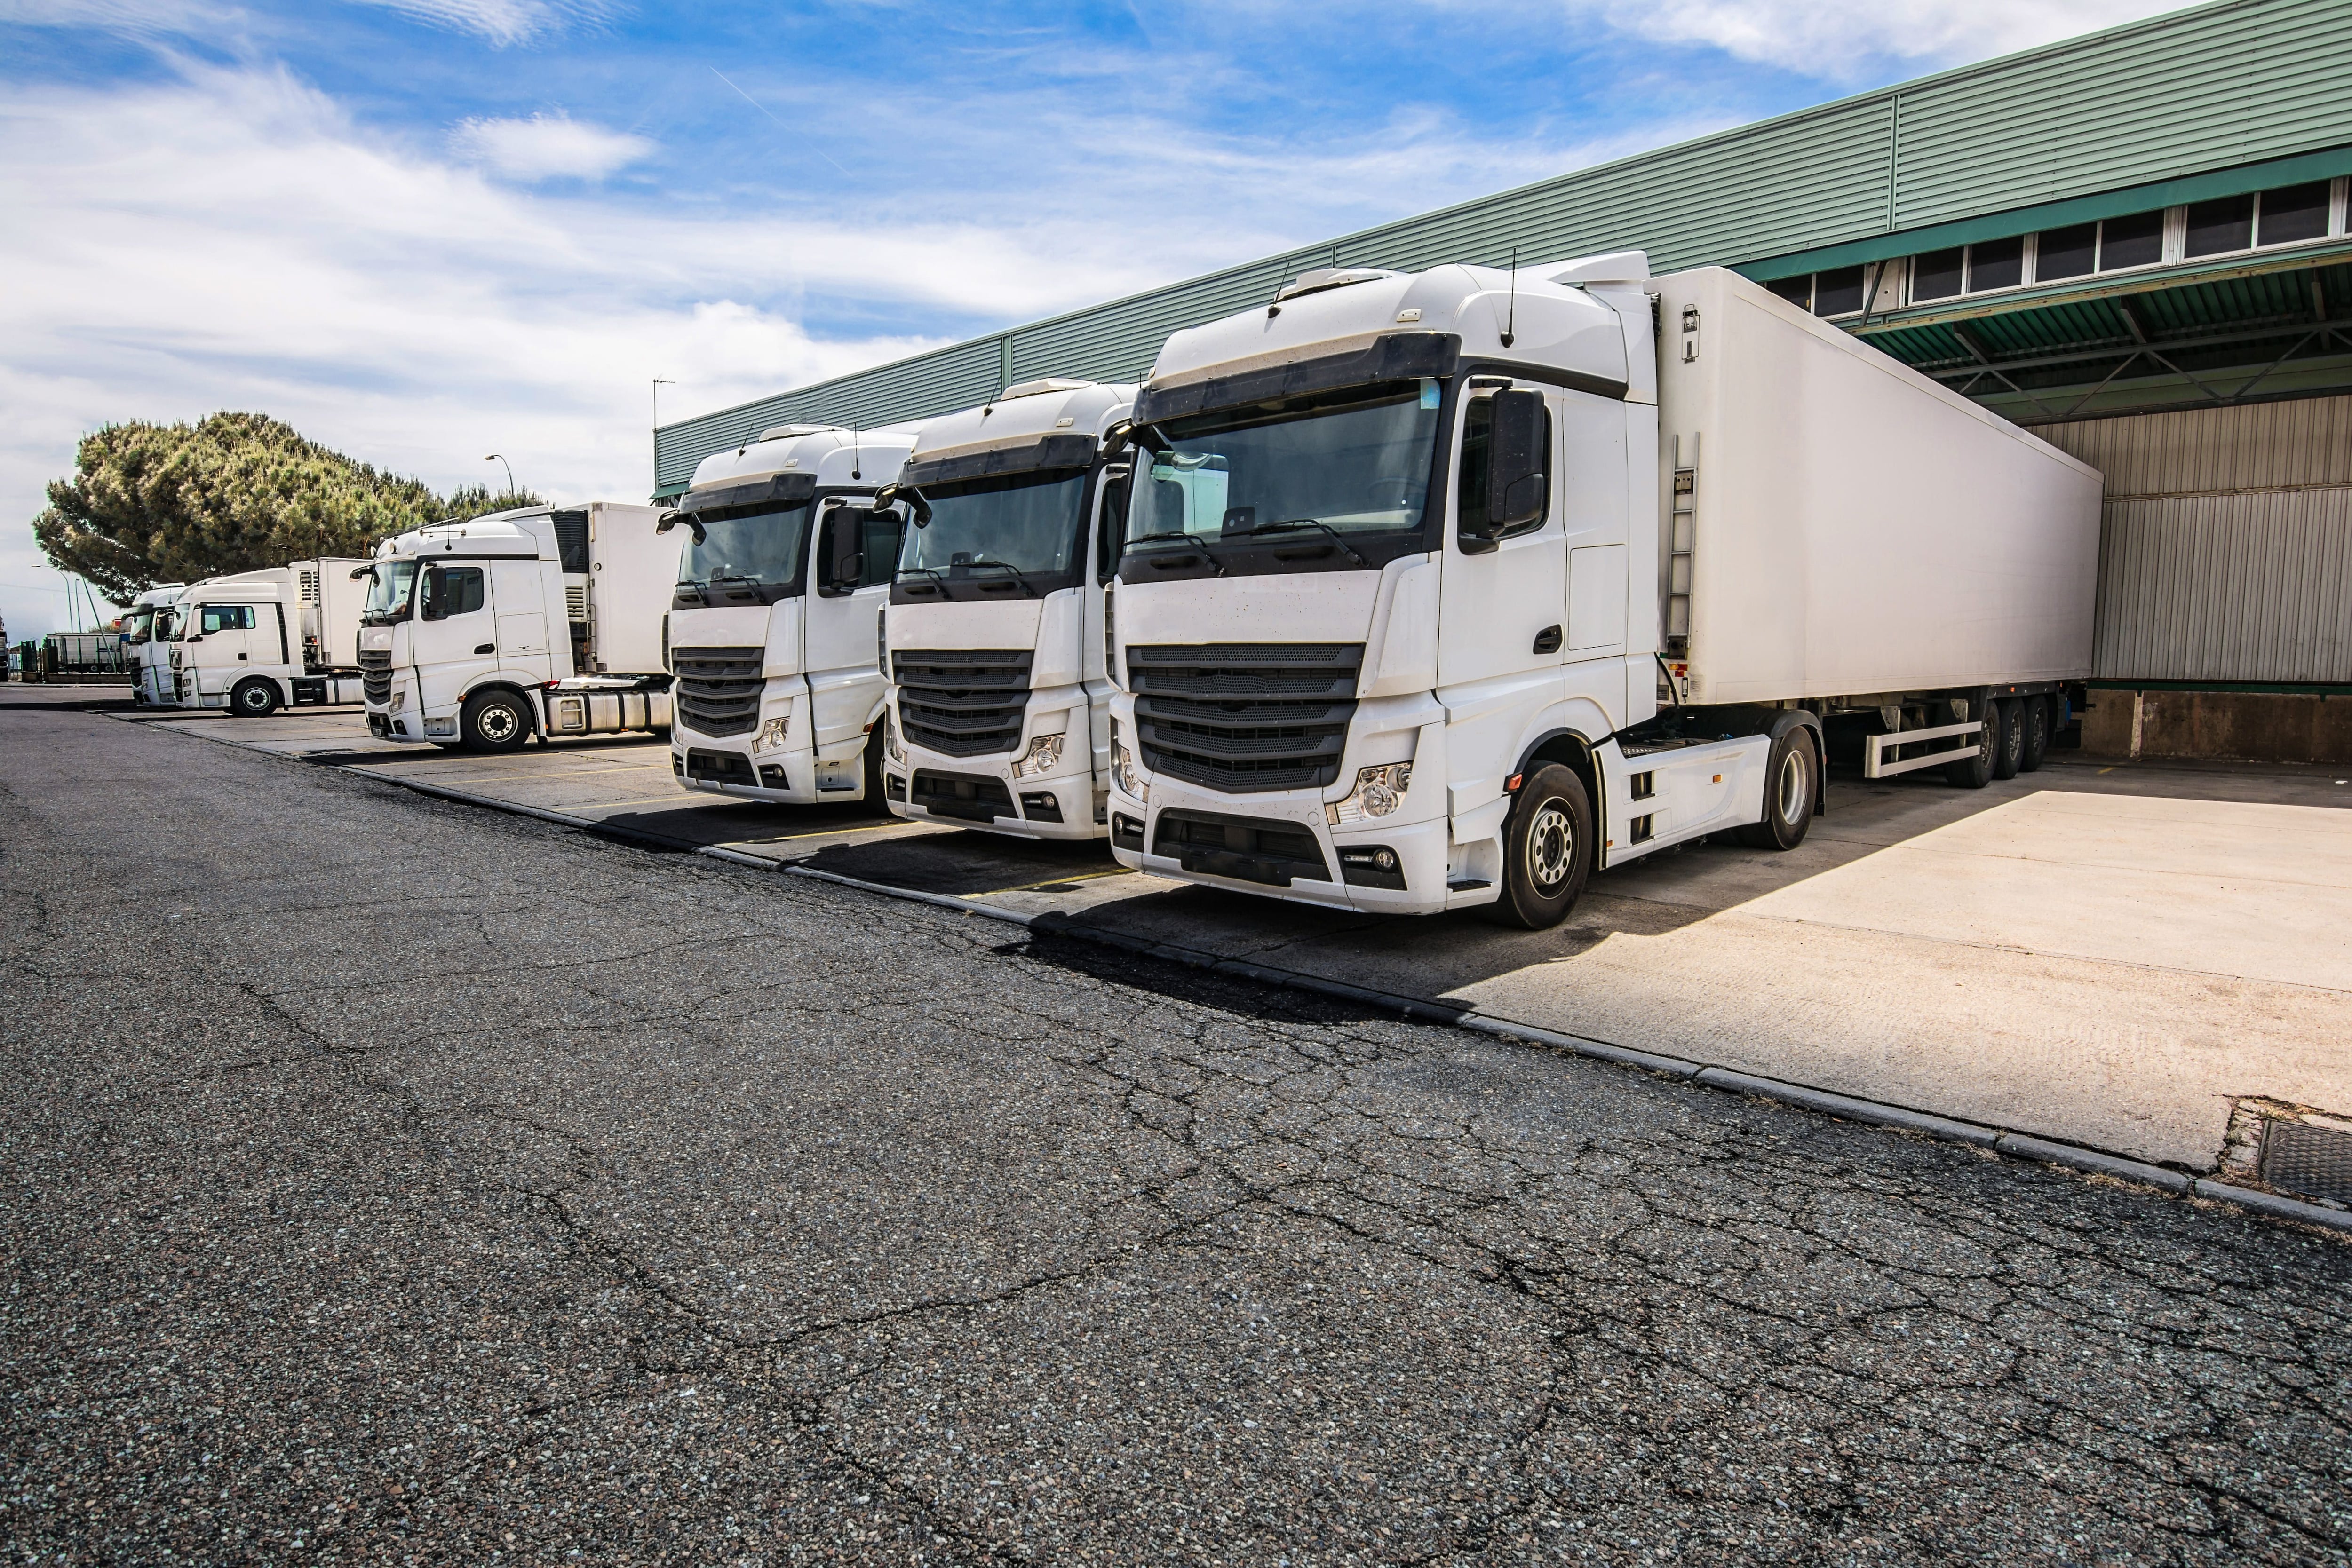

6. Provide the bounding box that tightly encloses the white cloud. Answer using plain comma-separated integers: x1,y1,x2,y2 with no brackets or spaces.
1576,0,2194,78
450,111,652,181
342,0,614,47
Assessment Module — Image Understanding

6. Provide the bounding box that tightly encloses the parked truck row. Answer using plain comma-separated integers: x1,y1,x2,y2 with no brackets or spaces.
137,251,2103,933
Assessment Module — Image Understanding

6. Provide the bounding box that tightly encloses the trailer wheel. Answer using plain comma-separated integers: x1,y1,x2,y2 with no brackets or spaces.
1991,697,2025,780
230,677,280,717
1481,764,1592,929
461,689,531,753
1735,729,1817,850
1944,699,1997,789
2019,694,2053,773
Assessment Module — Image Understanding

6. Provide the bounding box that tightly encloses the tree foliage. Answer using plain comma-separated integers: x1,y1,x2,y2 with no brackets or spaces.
32,413,543,603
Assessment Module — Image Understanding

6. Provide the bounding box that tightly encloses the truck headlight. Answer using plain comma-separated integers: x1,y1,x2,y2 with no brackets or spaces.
1327,762,1412,825
1012,733,1065,778
753,714,791,752
389,689,406,713
1110,736,1148,803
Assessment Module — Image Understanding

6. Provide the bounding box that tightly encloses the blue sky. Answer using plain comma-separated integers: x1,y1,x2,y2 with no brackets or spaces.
0,0,2186,636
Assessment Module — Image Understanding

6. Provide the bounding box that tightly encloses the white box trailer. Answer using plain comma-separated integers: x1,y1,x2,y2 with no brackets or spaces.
1654,268,2098,707
1103,255,2103,926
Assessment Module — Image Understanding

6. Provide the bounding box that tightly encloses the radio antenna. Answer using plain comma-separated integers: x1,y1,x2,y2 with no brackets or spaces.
1501,247,1519,349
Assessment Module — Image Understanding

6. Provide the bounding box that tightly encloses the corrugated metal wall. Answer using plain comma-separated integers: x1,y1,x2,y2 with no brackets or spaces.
2037,395,2352,682
656,0,2352,492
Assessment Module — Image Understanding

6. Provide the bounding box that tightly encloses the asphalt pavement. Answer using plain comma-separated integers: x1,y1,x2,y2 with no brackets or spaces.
4,688,2349,1565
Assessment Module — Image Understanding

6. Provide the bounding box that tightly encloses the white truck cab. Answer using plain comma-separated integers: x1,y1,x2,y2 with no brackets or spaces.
874,379,1136,839
166,561,368,715
358,504,674,750
1104,257,2099,927
120,583,188,706
665,423,920,804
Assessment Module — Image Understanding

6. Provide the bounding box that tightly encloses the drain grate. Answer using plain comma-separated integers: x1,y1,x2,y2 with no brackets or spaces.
2260,1121,2352,1204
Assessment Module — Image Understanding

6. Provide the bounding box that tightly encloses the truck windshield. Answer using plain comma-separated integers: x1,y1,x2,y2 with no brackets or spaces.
900,470,1088,588
678,502,812,598
1125,380,1441,563
361,561,417,626
122,608,154,644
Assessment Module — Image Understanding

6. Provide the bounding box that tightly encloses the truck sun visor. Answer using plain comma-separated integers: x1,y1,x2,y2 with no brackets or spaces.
1134,331,1462,425
674,470,820,517
898,432,1098,490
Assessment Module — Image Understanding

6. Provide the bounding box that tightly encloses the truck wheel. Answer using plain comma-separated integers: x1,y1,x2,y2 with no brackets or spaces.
461,690,531,753
1943,700,1996,790
862,724,889,815
2019,694,2053,773
1735,728,1817,850
230,677,281,717
1481,764,1592,929
1991,697,2025,780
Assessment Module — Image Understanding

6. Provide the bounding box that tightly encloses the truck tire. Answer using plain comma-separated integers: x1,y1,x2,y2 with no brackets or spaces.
461,689,532,753
1943,700,1997,790
2019,694,2053,773
1991,696,2025,780
230,676,280,717
1480,764,1593,929
1735,727,1817,850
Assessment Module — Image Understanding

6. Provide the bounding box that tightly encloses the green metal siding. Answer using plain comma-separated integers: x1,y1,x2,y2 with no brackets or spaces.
656,0,2352,494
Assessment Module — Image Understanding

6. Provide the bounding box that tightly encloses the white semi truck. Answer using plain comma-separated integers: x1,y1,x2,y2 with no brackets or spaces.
1104,256,2102,927
358,504,673,751
121,583,188,706
664,424,919,804
165,561,370,715
874,379,1137,838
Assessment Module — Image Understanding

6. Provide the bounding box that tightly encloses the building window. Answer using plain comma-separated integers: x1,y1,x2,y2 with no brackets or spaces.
2035,222,2097,282
1812,266,1865,316
2099,209,2165,270
1766,276,1811,309
2257,182,2330,246
2183,194,2255,258
1969,236,2025,292
1911,247,1963,302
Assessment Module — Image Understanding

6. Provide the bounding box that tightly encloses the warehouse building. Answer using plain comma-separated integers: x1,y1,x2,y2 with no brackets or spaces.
655,0,2352,761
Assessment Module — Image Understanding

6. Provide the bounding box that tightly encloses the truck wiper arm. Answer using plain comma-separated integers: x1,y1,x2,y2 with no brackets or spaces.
961,559,1039,597
1235,517,1368,566
895,566,950,593
1125,531,1228,574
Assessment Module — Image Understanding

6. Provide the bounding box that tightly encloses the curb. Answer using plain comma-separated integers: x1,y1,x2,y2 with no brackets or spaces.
140,715,2352,1241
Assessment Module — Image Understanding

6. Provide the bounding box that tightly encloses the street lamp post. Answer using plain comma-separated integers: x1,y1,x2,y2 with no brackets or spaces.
485,453,516,497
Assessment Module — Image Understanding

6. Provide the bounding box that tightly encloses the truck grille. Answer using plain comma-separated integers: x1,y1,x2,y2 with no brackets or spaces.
358,649,392,705
672,645,764,737
1128,643,1363,794
894,649,1033,758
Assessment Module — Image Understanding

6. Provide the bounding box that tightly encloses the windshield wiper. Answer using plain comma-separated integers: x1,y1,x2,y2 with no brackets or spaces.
1124,531,1227,574
961,559,1039,597
895,566,949,594
1233,517,1369,566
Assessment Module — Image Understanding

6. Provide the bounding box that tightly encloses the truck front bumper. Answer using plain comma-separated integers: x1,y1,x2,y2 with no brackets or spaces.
882,746,1101,842
671,723,866,805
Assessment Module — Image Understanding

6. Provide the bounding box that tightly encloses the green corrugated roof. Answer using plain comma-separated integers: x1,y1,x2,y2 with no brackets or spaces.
655,0,2352,493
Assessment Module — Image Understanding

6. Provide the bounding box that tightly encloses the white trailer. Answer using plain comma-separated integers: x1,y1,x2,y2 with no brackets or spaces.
358,504,673,750
166,560,372,714
874,380,1137,839
665,425,921,804
1104,256,2100,927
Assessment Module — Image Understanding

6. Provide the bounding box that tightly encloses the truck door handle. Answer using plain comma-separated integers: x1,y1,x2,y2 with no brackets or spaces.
474,643,496,655
237,652,248,660
1532,625,1563,654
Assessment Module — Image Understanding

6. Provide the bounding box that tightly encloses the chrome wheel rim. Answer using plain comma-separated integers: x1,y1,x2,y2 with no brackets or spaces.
238,686,268,712
477,705,519,742
1776,750,1807,823
1528,800,1574,891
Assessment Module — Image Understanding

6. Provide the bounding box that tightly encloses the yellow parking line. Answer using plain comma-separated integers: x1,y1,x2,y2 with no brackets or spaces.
554,793,721,810
732,820,932,845
973,867,1138,897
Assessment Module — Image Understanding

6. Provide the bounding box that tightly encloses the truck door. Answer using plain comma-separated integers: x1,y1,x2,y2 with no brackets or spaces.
803,502,903,755
411,562,496,712
1438,385,1567,690
192,602,258,676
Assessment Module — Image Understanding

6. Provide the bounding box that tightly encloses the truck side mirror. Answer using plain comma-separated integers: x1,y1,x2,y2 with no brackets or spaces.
1480,389,1548,536
419,567,445,621
817,506,866,598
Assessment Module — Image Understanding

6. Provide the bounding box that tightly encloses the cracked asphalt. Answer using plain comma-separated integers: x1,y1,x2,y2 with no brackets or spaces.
3,692,2349,1566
